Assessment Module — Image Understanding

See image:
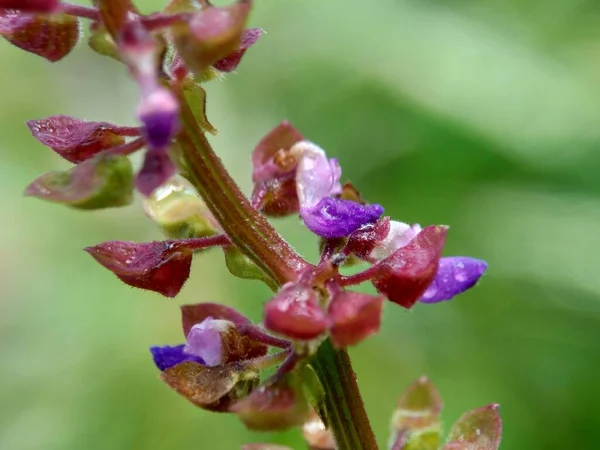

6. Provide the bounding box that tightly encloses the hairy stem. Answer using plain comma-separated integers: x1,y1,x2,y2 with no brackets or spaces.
175,88,378,450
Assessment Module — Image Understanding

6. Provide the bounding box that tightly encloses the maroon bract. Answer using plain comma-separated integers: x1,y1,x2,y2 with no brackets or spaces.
181,302,251,336
231,375,310,431
264,283,328,341
27,115,140,163
371,225,447,308
85,240,193,297
328,291,384,347
213,27,264,72
0,0,59,12
0,10,79,61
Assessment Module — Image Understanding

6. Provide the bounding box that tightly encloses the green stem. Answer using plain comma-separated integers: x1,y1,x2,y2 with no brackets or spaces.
176,88,378,450
311,339,379,450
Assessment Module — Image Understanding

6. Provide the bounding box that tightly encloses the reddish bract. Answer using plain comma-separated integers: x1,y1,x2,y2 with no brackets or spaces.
328,291,384,347
371,225,447,308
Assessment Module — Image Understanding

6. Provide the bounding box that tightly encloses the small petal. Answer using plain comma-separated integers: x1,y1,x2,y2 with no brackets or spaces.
25,153,134,209
371,225,447,308
135,147,177,196
252,121,304,184
420,257,487,304
213,27,264,72
181,302,251,337
370,221,421,261
328,291,384,347
85,240,193,297
294,141,341,208
161,361,258,412
445,404,502,450
301,197,384,239
231,374,310,431
150,344,204,371
27,115,139,163
137,87,180,149
264,283,328,341
184,317,234,367
0,0,59,12
0,11,80,62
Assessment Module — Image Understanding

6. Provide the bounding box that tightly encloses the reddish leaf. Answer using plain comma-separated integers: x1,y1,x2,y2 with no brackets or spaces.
231,375,310,431
371,225,447,308
25,153,134,209
27,115,139,163
264,283,329,341
160,361,258,412
85,240,193,297
0,11,80,62
213,27,264,72
251,121,304,184
328,291,384,347
0,0,59,12
445,404,502,450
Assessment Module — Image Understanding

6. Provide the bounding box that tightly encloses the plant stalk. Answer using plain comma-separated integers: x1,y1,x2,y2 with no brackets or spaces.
176,88,378,450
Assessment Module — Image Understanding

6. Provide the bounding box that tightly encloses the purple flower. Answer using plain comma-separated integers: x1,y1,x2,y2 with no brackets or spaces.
150,344,204,371
137,87,180,150
294,141,383,238
184,317,235,367
420,256,488,303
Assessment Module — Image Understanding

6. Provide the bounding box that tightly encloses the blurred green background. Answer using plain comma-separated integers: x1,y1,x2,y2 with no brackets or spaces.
2,0,600,449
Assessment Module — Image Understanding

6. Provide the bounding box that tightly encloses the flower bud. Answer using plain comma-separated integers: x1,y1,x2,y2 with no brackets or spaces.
390,377,442,450
143,175,220,239
231,375,310,431
27,115,140,163
371,225,447,309
25,153,134,209
85,240,193,297
184,317,239,367
0,10,79,61
137,87,180,150
172,0,251,74
264,283,328,341
444,404,502,450
328,291,384,348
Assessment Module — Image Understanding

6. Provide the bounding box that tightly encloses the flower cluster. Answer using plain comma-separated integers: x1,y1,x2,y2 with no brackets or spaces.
2,0,500,448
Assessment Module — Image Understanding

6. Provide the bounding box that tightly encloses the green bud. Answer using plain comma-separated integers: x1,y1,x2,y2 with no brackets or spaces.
143,175,220,239
88,24,120,61
223,246,277,290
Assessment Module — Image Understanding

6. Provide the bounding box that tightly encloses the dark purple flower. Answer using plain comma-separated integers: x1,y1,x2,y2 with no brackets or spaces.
150,344,204,371
301,197,383,239
420,256,487,304
294,141,383,237
137,87,180,149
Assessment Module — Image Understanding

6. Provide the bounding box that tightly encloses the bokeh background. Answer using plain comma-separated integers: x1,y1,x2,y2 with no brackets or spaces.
2,0,600,449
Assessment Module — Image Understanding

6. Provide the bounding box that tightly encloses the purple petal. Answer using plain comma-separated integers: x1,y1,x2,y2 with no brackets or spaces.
301,197,384,238
184,317,231,367
136,147,177,196
295,142,341,209
150,344,204,371
419,256,487,304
